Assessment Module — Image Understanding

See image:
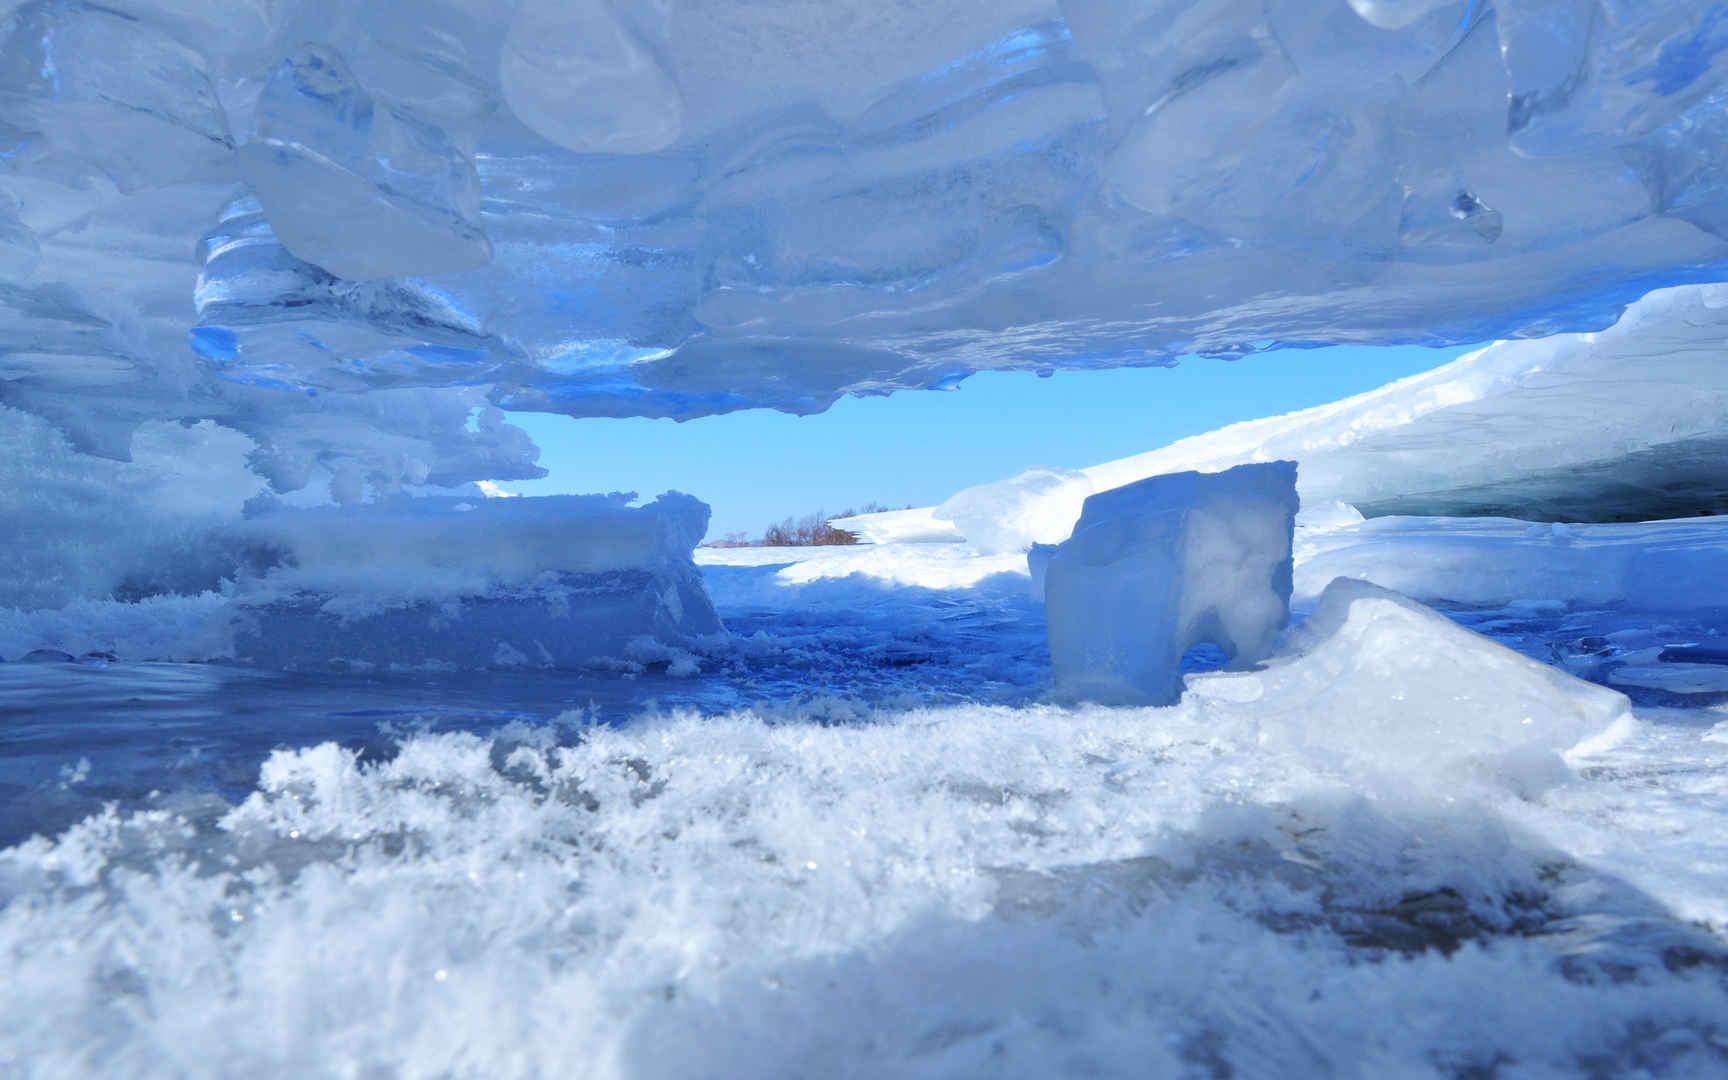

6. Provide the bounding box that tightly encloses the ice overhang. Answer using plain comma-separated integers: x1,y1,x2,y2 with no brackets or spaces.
3,1,1728,489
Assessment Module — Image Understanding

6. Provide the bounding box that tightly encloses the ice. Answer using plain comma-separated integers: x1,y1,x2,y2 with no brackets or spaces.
224,492,723,671
1042,461,1297,705
1294,514,1728,613
933,465,1093,556
236,45,491,280
0,3,1725,478
499,0,684,155
1192,578,1635,792
0,407,266,609
0,1,234,193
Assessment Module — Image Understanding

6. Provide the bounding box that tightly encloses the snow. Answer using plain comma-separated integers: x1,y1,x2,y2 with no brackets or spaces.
1043,462,1298,705
3,512,1728,1073
1191,577,1636,796
2,626,1724,1076
933,466,1093,556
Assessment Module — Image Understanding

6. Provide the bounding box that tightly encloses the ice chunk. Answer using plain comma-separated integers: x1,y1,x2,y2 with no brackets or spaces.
499,0,684,154
236,45,491,281
934,465,1093,555
223,491,721,670
1042,461,1297,705
0,1,233,191
1189,578,1635,790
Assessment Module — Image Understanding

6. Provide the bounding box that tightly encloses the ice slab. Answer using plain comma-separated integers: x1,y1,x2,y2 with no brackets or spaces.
224,492,722,671
1294,514,1728,614
1042,461,1297,705
1190,578,1635,791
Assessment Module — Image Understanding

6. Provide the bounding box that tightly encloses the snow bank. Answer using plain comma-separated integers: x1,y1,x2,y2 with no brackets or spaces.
224,493,723,670
1043,462,1297,705
827,507,964,546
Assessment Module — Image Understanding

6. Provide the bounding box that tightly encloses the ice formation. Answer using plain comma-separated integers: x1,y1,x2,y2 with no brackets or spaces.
1190,577,1636,793
1041,461,1298,705
224,492,722,671
1294,513,1728,613
4,0,1728,500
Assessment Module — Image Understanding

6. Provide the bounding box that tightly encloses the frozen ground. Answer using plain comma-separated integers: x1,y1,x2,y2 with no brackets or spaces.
4,523,1728,1077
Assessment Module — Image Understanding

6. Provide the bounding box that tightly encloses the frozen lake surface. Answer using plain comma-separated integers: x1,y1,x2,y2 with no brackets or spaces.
4,537,1728,1077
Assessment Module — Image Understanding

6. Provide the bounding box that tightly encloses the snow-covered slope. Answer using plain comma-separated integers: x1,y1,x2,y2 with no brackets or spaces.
1084,284,1728,522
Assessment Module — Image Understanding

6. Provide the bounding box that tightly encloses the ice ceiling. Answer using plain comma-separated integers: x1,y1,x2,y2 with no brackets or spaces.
4,0,1728,494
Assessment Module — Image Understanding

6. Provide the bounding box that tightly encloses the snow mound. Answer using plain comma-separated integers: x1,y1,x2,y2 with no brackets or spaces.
934,466,1094,555
1043,462,1297,705
1191,578,1635,793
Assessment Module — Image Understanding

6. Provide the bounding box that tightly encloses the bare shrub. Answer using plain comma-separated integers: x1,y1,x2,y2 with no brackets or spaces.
704,502,911,547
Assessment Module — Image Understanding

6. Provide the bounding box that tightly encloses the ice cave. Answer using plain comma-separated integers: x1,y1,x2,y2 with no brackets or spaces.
4,1,1728,1076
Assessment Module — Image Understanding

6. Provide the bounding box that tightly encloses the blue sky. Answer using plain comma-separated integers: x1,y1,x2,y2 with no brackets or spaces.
503,343,1478,538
